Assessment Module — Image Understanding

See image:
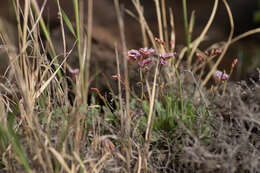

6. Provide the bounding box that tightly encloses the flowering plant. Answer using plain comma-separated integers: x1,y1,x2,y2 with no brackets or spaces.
127,47,175,68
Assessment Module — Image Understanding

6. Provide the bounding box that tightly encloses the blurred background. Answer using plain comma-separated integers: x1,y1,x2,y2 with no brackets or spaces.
0,0,259,81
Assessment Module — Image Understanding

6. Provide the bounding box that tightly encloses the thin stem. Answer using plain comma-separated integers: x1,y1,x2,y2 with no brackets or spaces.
182,0,191,58
202,0,233,87
154,0,164,52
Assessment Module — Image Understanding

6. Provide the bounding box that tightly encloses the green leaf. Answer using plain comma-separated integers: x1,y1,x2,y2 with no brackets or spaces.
61,9,76,37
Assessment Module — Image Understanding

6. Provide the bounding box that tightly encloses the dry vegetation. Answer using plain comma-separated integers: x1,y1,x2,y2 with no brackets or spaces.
0,0,260,172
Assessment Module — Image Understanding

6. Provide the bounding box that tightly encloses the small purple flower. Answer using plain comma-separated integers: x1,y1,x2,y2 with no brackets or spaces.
139,48,155,57
69,68,80,75
215,71,222,78
215,70,229,80
160,58,167,66
138,58,153,67
128,49,141,60
222,74,229,80
159,53,174,60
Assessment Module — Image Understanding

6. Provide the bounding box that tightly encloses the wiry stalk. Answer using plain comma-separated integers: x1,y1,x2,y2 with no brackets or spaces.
114,0,131,172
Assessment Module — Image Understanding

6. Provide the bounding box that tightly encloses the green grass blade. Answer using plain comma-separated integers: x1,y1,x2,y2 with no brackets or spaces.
61,9,76,37
0,124,32,173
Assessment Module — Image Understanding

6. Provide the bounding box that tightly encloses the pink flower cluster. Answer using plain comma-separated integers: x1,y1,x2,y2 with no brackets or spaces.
127,48,174,68
159,53,174,65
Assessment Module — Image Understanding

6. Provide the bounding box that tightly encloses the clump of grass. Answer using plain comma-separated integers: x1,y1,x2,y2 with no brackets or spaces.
0,0,260,172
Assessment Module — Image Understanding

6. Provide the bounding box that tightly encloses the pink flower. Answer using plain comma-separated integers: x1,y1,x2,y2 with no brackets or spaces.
159,53,174,60
112,74,121,80
128,49,141,60
215,49,222,54
68,68,80,75
139,48,155,57
159,52,175,65
160,58,167,65
138,58,153,67
155,37,165,45
232,58,238,68
127,48,175,67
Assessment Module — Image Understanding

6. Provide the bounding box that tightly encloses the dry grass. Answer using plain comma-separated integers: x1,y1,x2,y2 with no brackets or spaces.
0,0,260,173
